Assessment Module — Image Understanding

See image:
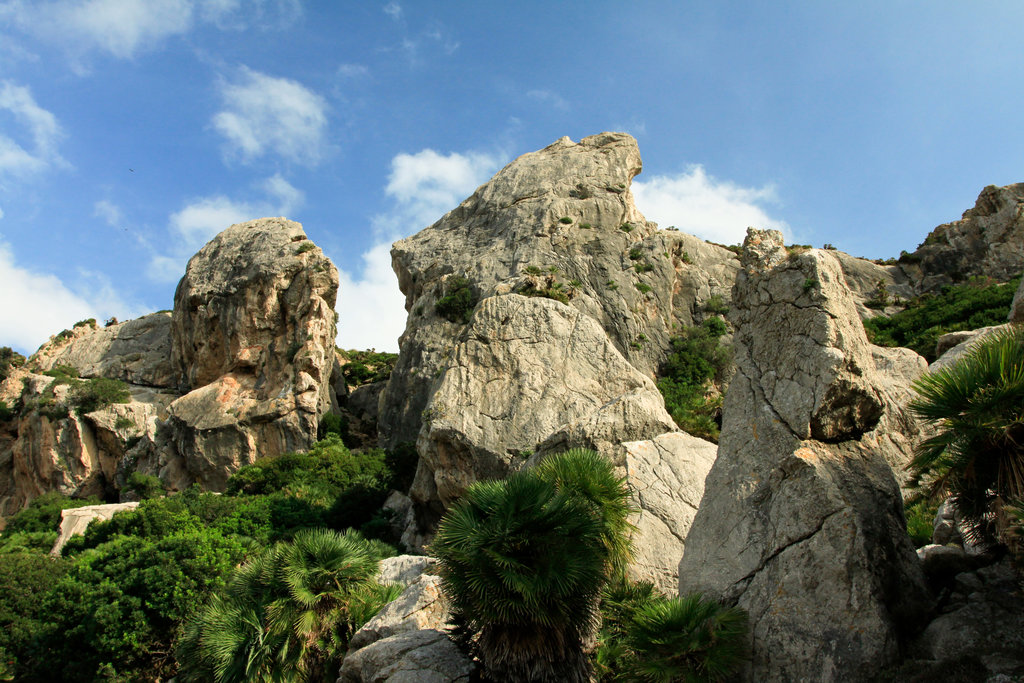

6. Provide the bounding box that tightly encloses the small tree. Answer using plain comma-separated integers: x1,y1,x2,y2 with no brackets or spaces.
909,325,1024,546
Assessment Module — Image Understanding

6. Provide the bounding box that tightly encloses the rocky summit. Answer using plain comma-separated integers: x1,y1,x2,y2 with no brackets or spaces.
1,134,1023,682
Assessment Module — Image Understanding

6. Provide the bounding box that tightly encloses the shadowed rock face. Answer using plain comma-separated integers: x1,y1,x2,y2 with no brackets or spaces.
167,217,339,489
903,183,1024,292
678,229,929,682
379,132,740,449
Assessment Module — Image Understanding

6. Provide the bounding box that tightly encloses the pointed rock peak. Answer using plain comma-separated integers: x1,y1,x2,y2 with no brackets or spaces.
740,227,786,273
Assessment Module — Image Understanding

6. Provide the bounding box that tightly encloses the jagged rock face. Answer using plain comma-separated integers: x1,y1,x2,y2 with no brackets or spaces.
866,345,929,489
830,250,916,319
30,313,175,388
412,294,675,517
678,229,929,682
380,133,739,448
168,218,338,488
0,368,174,515
904,183,1024,291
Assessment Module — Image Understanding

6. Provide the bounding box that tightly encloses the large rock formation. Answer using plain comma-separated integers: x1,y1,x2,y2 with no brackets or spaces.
166,218,339,488
380,133,739,448
903,183,1024,292
678,229,930,682
0,218,339,512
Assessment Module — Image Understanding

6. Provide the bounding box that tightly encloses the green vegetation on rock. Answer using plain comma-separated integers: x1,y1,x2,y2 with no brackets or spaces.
864,276,1019,361
656,317,733,442
338,348,398,386
435,275,478,324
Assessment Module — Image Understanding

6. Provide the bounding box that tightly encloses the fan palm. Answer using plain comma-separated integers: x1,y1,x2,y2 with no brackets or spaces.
531,448,637,572
619,593,748,683
909,325,1024,545
177,529,398,683
432,471,608,683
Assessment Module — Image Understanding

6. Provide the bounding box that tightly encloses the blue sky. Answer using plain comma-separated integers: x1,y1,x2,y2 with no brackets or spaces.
1,1,1022,354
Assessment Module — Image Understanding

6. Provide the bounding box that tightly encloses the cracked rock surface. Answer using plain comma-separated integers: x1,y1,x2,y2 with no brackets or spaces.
678,228,929,682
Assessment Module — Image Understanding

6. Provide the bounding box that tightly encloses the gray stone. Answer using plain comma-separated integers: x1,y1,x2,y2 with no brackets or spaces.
338,629,473,683
378,555,435,587
50,501,139,556
413,294,674,513
931,324,1011,372
348,574,450,652
30,313,175,388
619,431,715,593
678,229,930,682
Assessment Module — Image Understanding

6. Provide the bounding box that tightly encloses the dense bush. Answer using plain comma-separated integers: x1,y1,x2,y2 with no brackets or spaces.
863,276,1018,361
338,348,399,386
656,317,733,441
0,551,69,679
177,528,400,683
2,492,101,535
0,346,25,381
435,275,478,323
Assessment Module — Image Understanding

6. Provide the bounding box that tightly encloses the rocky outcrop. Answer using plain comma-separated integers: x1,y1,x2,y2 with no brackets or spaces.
931,324,1011,373
380,133,739,449
348,574,450,652
337,629,474,683
167,218,339,489
30,313,175,388
678,229,930,682
410,294,675,525
619,431,715,593
0,367,175,515
50,501,139,556
903,183,1024,292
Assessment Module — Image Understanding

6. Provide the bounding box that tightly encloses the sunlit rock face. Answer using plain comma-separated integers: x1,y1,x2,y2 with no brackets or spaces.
678,229,930,682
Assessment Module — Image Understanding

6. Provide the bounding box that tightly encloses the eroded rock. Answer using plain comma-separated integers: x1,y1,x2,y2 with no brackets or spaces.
168,218,338,488
348,574,450,652
337,629,473,683
50,501,139,556
678,229,929,682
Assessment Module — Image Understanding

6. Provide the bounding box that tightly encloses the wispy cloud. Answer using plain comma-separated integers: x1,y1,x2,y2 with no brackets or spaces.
0,80,66,181
149,173,304,281
0,239,141,353
0,0,302,64
335,147,502,351
336,63,369,78
212,66,329,166
93,199,122,226
632,165,788,245
526,89,569,111
382,2,401,20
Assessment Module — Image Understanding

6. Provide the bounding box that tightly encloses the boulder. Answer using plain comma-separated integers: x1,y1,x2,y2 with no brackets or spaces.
378,554,435,587
412,294,675,518
337,629,474,683
677,229,930,682
30,313,175,388
348,574,450,652
380,132,739,449
167,218,338,488
619,431,715,593
50,501,139,556
931,324,1010,372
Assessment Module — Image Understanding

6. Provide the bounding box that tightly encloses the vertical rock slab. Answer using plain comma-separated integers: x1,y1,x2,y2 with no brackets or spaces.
168,218,338,488
1010,274,1024,324
678,230,929,682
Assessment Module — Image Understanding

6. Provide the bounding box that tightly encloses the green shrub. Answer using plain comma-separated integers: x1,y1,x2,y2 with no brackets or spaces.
2,492,101,536
703,294,729,314
0,551,69,680
635,283,652,294
629,248,643,260
0,346,25,381
524,265,543,275
904,497,939,548
580,222,593,229
435,276,478,324
620,223,634,233
634,261,655,274
0,400,14,422
71,377,131,414
559,216,574,224
863,276,1018,361
339,348,398,386
124,472,165,500
656,318,732,442
295,241,316,254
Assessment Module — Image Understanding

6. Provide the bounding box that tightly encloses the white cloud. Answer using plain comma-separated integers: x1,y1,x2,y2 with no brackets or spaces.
0,0,301,62
149,173,303,281
0,80,65,180
93,199,121,226
212,67,329,165
383,2,401,20
526,89,569,111
0,240,139,353
378,148,500,236
335,242,406,352
335,147,501,351
336,63,369,78
632,165,788,245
